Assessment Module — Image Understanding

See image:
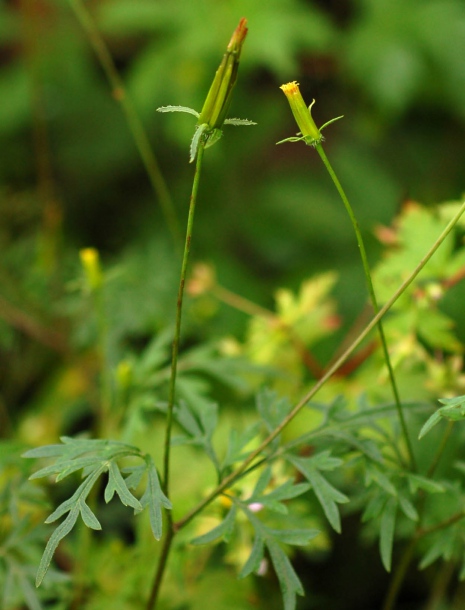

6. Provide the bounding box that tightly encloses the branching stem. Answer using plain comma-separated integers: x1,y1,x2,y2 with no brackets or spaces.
174,200,465,531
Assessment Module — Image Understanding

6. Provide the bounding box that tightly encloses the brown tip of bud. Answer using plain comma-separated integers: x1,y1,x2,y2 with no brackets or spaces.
228,17,248,51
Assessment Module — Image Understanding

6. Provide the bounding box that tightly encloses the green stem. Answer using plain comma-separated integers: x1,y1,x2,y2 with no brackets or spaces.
382,537,417,610
146,142,205,610
163,141,206,497
315,142,416,470
427,420,454,479
174,200,465,531
68,0,182,250
145,526,175,610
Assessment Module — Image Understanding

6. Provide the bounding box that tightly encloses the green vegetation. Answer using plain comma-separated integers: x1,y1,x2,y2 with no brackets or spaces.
2,2,465,609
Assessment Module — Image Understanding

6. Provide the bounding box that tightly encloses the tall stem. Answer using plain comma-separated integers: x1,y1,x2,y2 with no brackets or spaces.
68,0,181,250
163,142,206,496
315,142,416,470
146,142,205,610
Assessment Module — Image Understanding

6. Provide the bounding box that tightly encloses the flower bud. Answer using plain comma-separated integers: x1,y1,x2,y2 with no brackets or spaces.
280,81,321,144
197,18,248,131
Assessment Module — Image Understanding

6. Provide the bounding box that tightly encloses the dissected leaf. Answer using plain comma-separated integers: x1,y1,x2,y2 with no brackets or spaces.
257,388,291,433
140,456,172,540
191,504,237,545
266,539,305,610
36,506,79,587
287,453,348,533
239,534,265,579
222,423,260,470
105,462,142,511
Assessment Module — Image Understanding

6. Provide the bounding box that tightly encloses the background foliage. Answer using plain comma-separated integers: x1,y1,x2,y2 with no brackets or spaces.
2,0,465,609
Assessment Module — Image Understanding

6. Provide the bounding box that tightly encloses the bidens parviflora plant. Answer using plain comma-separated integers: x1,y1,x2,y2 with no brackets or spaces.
157,18,255,162
278,81,342,147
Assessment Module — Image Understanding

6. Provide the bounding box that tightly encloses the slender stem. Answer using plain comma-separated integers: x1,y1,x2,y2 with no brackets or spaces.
68,0,182,250
163,142,206,497
145,526,175,610
146,142,205,610
315,142,416,470
427,420,454,478
174,201,465,531
382,537,417,610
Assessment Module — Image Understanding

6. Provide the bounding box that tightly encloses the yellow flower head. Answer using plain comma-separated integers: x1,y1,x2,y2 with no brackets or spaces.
280,81,321,144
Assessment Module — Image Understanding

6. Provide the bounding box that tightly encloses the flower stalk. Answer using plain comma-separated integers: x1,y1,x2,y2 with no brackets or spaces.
279,81,416,470
150,19,252,608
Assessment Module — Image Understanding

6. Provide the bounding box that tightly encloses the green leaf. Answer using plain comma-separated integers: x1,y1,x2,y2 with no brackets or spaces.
140,456,172,540
22,444,67,459
418,410,443,439
222,423,260,470
288,454,348,533
269,528,320,545
191,504,237,545
105,461,142,511
190,123,209,163
36,505,79,587
251,466,273,498
156,105,199,117
406,474,445,494
398,494,419,522
266,539,304,610
419,529,456,569
79,500,102,530
223,117,257,125
239,534,265,579
379,497,397,572
257,388,291,433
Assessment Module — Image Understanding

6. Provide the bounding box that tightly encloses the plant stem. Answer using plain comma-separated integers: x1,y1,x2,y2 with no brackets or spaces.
315,142,416,470
145,526,175,610
427,420,454,478
174,200,465,531
146,142,206,610
163,141,206,497
68,0,182,250
382,537,417,610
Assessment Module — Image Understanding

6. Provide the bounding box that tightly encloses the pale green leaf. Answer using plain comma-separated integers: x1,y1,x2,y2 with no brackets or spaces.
79,501,102,530
380,497,397,572
105,462,142,511
156,105,199,117
140,457,171,540
36,506,79,586
191,505,237,546
418,410,444,439
267,539,304,610
239,534,265,579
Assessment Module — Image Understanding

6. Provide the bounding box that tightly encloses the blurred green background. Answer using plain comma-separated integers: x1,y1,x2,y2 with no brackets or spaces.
3,0,465,403
2,0,465,607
